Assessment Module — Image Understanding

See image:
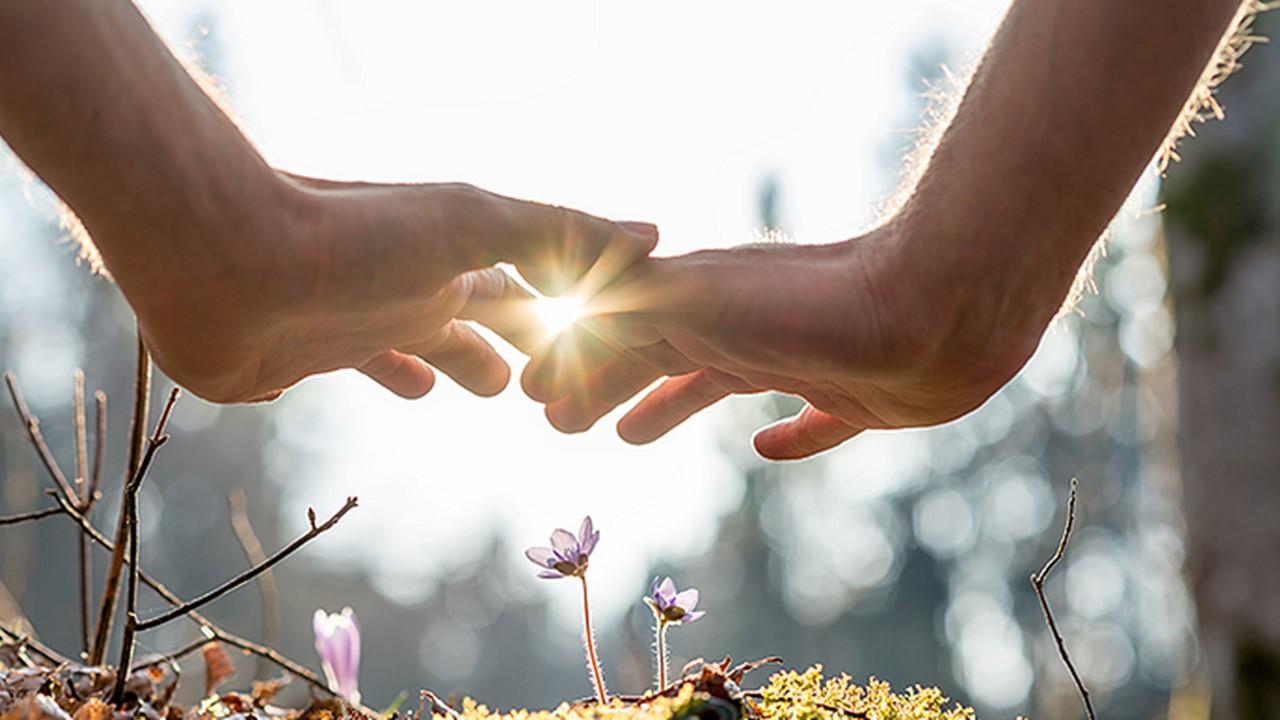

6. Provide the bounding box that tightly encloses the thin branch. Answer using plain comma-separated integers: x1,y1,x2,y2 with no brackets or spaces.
136,496,358,631
74,371,92,654
4,371,78,506
228,488,279,679
48,491,332,695
74,371,89,494
112,387,180,705
89,391,107,505
0,506,62,525
421,691,461,720
80,391,109,652
80,390,108,656
91,338,152,666
0,621,73,666
130,635,213,674
125,333,153,503
1030,478,1096,720
213,631,330,692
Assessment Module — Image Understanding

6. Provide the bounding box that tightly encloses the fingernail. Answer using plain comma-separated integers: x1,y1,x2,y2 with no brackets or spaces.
618,221,659,244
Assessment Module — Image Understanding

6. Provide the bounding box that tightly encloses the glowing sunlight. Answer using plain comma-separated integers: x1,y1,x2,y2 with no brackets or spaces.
535,294,585,334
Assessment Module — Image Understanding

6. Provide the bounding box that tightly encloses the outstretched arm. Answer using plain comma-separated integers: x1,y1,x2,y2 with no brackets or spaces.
0,0,655,402
524,0,1253,458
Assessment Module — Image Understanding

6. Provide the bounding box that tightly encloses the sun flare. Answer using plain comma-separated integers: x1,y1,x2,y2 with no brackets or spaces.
535,295,586,334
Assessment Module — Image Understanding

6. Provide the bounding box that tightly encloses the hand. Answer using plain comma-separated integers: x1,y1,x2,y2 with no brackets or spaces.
0,1,659,405
123,176,657,403
521,221,1047,460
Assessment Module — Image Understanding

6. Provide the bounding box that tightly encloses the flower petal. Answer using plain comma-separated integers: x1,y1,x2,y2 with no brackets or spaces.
538,569,570,579
314,609,329,642
525,546,556,567
314,607,361,704
656,577,677,607
578,516,599,556
550,528,579,560
673,588,699,612
682,610,705,624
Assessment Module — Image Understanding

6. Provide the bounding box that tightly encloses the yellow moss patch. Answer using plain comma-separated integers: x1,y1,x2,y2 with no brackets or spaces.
451,685,700,720
444,666,984,720
759,666,977,720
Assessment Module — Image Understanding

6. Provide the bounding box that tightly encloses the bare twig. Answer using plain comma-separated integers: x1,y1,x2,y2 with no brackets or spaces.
80,391,110,651
228,488,279,679
421,690,461,720
125,334,153,504
111,387,180,704
74,372,93,654
0,621,72,666
130,635,213,674
91,338,152,665
73,371,88,495
214,631,330,691
136,497,358,631
1030,478,1096,720
0,506,62,525
4,371,78,506
48,491,333,695
90,391,107,504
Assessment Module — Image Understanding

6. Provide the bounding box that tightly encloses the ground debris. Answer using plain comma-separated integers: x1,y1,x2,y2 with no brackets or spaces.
0,639,367,720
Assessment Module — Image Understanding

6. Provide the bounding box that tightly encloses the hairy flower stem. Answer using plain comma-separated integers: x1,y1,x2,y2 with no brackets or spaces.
578,575,608,704
655,620,669,690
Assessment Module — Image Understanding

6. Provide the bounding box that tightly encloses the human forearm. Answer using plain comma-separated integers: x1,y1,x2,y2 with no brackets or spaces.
0,0,291,289
898,0,1249,355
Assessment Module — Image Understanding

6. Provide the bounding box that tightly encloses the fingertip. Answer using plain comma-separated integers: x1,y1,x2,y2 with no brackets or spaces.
358,352,437,399
469,361,511,398
616,411,667,446
750,424,805,461
751,410,864,461
616,221,660,254
544,402,594,435
520,357,557,403
520,331,581,402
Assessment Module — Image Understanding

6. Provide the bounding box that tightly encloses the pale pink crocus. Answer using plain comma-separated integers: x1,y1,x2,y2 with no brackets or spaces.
313,607,361,704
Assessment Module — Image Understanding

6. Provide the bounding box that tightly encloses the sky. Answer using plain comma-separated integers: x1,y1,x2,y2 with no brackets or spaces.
123,0,1017,627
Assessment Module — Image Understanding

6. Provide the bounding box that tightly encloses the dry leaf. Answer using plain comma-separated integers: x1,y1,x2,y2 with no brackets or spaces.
202,644,235,697
1,694,71,720
72,698,111,720
249,678,290,706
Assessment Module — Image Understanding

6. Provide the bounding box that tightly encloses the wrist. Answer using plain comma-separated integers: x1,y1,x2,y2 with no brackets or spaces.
875,209,1052,398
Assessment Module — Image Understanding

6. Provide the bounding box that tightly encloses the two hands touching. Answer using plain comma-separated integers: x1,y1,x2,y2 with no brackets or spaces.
132,185,1032,461
0,0,1249,459
111,162,1019,461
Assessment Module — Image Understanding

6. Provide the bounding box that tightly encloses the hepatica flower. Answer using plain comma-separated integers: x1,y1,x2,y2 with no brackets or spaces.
526,516,608,704
645,577,705,690
313,607,361,705
646,577,705,625
525,516,598,579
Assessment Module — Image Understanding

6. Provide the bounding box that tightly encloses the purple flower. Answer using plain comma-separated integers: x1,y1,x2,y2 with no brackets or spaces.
313,607,361,704
645,577,705,624
525,516,599,579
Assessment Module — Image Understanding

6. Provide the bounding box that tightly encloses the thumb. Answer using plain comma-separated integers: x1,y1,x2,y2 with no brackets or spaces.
752,405,863,460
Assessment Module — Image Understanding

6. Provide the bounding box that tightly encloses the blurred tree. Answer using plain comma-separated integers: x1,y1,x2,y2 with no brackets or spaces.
1161,10,1280,719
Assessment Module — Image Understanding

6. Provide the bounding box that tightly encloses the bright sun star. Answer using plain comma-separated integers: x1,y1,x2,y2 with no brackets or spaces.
535,295,585,334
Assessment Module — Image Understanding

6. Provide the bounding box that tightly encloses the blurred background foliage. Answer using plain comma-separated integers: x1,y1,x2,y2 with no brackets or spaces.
2,4,1277,720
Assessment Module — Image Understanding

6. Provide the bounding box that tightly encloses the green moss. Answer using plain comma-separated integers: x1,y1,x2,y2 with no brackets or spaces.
445,667,983,720
757,666,976,720
451,684,703,720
